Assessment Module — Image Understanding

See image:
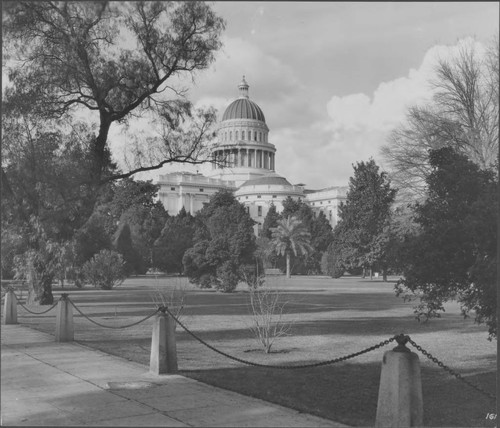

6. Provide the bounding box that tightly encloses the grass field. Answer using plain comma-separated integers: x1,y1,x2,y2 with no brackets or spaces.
4,275,496,427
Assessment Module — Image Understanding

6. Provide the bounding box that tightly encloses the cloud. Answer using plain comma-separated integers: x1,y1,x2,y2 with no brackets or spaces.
279,37,490,189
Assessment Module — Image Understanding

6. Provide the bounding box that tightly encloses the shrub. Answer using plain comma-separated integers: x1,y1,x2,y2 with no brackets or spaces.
247,285,292,353
82,249,125,289
321,248,344,278
215,261,239,293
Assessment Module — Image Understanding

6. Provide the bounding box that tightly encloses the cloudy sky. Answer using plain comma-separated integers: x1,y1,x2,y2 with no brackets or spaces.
120,2,499,190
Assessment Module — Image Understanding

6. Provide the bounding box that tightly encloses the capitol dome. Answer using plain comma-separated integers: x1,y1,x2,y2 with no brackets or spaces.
221,76,266,123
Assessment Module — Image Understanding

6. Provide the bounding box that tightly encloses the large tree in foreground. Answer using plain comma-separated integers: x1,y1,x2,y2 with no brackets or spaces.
396,147,497,338
3,1,225,186
1,1,225,303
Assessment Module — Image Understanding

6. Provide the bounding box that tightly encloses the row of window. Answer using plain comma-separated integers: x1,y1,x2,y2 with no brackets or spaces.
238,195,277,200
223,129,267,143
170,187,204,192
311,200,333,206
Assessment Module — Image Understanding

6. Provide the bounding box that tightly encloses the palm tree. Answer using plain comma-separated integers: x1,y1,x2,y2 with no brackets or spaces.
269,216,313,278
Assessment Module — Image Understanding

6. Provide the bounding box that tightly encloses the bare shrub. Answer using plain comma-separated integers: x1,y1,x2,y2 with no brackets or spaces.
150,277,189,321
247,284,292,353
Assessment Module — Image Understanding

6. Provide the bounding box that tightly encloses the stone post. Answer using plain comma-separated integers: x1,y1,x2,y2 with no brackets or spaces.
375,334,423,427
150,310,178,375
55,294,74,342
3,289,18,325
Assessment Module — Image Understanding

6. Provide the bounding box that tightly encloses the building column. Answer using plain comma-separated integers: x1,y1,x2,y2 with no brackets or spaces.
246,149,250,167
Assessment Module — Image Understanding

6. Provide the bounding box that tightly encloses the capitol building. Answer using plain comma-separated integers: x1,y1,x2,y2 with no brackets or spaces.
158,77,348,236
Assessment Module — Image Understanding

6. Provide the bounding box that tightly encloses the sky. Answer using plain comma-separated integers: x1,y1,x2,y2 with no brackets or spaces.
113,2,499,189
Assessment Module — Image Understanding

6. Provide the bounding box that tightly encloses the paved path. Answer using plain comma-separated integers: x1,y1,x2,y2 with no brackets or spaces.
1,325,348,427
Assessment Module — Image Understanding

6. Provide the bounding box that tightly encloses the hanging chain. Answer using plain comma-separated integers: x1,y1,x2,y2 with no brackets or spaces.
408,338,495,401
162,306,395,369
12,292,58,315
68,298,160,329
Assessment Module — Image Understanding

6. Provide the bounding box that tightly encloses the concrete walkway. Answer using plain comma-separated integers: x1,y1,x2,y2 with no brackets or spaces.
1,325,348,427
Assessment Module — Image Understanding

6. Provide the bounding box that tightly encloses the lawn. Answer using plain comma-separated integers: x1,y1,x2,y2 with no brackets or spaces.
4,275,496,427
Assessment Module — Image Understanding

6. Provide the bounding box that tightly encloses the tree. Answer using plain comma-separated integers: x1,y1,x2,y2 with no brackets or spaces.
154,207,196,274
381,37,499,200
261,203,280,239
332,159,397,279
278,197,333,275
183,189,256,292
395,147,497,338
2,1,225,303
113,223,138,276
3,1,225,186
269,216,313,279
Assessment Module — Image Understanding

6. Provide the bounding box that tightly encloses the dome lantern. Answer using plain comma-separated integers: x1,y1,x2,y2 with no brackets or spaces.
238,75,249,98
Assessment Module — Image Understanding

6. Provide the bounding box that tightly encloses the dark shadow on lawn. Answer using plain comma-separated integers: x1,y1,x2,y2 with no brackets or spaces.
182,362,496,427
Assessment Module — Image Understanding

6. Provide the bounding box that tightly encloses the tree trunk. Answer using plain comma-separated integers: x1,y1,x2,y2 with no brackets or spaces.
286,253,291,278
362,267,366,278
370,267,373,280
27,273,54,305
383,267,388,282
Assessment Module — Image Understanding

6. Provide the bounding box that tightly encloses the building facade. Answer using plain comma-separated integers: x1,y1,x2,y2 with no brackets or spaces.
158,77,347,235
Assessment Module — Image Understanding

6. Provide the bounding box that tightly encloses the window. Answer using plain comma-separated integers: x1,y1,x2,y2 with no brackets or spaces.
242,130,245,140
199,188,204,192
257,223,262,236
272,195,277,198
246,206,250,214
230,131,232,140
320,201,323,205
246,196,248,199
235,131,239,140
328,200,331,204
248,131,251,140
259,132,262,141
257,195,261,198
258,206,262,216
170,187,175,191
254,131,257,141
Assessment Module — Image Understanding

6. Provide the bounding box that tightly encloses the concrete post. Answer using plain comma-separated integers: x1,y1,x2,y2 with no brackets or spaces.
3,290,18,325
55,294,74,342
150,311,178,375
375,335,423,428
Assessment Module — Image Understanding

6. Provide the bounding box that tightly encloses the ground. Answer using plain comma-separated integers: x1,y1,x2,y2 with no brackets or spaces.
4,275,496,427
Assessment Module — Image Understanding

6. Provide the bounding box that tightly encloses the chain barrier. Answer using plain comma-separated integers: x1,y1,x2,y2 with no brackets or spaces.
68,298,160,329
12,292,59,315
162,306,395,369
408,338,495,401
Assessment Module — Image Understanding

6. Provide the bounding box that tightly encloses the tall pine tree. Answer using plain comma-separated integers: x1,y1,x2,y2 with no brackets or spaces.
332,159,396,279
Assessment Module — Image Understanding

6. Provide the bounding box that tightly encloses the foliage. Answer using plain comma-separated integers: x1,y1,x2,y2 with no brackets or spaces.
269,216,313,278
261,203,280,239
381,37,499,200
332,159,396,278
183,189,256,292
321,245,344,278
11,217,64,304
276,197,333,275
247,285,292,353
3,1,226,185
395,147,497,338
154,207,196,274
113,223,140,276
82,249,125,290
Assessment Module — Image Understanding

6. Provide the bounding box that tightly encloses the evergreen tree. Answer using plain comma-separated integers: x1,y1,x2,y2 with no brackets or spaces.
113,223,139,276
262,203,280,239
183,189,256,292
154,207,196,274
333,159,397,279
396,147,497,338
